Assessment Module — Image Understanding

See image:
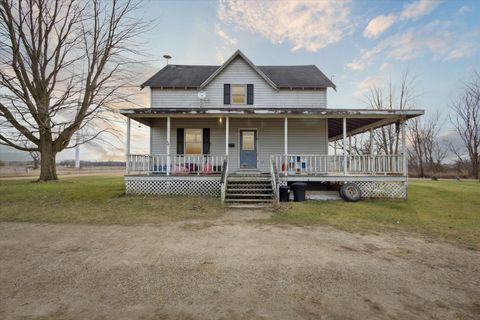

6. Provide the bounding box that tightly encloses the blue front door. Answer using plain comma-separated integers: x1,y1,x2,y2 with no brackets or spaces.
240,130,257,169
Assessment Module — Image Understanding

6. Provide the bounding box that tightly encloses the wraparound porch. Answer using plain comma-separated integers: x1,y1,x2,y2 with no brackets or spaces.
121,107,423,200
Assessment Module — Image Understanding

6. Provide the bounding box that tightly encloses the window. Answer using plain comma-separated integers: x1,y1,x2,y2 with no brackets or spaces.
185,129,203,154
231,84,246,104
242,131,255,150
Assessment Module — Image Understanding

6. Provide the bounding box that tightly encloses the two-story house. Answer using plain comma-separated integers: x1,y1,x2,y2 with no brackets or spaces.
120,50,423,206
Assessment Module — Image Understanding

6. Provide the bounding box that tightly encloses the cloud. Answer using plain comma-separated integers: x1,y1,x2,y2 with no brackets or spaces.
363,14,397,38
380,62,392,71
362,0,440,39
400,0,440,20
216,0,353,52
458,6,471,15
442,42,476,61
354,76,383,96
346,62,365,71
214,24,237,46
349,21,479,70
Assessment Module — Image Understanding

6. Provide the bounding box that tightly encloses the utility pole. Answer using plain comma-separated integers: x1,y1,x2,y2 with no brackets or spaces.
75,65,85,169
75,130,80,168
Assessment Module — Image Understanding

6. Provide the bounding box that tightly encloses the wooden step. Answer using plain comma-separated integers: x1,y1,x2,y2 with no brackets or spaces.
228,177,271,181
227,204,273,209
227,181,271,185
226,188,273,192
226,193,273,197
224,198,274,203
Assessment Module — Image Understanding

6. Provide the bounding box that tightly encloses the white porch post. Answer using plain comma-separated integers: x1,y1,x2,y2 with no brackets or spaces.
284,117,288,176
126,117,131,174
343,117,347,175
166,116,171,176
225,117,229,156
402,120,407,176
369,128,373,173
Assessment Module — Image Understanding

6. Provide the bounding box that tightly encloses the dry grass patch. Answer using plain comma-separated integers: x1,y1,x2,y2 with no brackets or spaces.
0,175,224,225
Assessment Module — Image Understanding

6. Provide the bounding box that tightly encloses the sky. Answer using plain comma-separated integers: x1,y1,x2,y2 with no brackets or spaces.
1,0,479,162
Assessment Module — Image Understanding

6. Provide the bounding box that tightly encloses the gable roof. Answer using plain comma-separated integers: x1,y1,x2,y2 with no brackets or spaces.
141,65,218,89
141,50,336,90
199,50,278,90
258,65,335,90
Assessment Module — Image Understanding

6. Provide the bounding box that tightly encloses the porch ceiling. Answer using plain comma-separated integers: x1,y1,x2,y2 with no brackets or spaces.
120,107,423,139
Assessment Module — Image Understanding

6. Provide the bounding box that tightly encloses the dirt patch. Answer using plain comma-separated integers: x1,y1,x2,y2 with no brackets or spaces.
1,216,479,320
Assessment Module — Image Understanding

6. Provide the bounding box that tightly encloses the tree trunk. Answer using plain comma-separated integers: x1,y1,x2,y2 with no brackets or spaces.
473,158,479,180
38,142,58,181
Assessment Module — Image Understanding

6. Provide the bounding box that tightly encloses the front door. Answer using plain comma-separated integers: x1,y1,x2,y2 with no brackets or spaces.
240,130,257,169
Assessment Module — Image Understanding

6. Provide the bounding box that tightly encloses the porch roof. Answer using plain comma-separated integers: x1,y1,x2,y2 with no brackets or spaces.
119,107,424,140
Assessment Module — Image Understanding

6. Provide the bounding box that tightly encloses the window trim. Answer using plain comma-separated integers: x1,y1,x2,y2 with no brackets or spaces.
184,128,203,155
231,84,247,105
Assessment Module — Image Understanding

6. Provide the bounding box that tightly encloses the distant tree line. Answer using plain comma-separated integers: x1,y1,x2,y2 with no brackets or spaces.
0,159,125,168
58,160,125,167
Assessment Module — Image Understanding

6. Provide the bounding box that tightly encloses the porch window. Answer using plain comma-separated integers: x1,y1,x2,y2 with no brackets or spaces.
231,84,246,104
185,129,203,154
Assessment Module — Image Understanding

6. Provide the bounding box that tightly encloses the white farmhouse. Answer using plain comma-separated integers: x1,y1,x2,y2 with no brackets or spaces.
120,50,423,206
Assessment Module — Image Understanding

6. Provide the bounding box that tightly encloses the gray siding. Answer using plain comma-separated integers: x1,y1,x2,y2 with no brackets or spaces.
150,118,327,172
151,57,327,108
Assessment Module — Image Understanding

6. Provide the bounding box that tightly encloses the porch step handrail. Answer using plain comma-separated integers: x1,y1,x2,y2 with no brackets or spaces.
273,154,405,176
270,157,279,203
127,154,227,175
220,158,228,203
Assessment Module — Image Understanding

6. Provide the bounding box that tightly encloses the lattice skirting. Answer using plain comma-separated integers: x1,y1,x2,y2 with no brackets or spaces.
278,178,406,199
354,181,407,199
125,176,221,196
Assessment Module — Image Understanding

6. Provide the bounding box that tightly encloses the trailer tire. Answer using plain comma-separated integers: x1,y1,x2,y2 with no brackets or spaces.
340,183,362,202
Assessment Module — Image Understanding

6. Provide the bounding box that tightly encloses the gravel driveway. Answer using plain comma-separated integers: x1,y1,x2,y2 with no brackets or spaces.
1,211,479,319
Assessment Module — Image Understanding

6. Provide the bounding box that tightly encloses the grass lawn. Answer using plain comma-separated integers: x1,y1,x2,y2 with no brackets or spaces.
0,175,224,225
0,176,478,249
269,179,480,249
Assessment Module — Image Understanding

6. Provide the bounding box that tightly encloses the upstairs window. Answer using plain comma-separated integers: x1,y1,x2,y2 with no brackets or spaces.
231,84,246,104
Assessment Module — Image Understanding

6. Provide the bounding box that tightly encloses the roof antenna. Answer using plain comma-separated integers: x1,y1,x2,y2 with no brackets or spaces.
163,55,172,65
331,75,335,81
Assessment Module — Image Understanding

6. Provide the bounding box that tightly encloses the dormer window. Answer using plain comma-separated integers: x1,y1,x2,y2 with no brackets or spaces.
231,84,246,104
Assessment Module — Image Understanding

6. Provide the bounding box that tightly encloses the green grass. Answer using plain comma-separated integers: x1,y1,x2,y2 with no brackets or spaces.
0,175,224,225
1,176,478,249
269,179,480,249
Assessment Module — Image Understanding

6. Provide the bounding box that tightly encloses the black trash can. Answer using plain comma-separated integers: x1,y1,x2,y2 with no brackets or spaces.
279,186,290,202
291,182,307,202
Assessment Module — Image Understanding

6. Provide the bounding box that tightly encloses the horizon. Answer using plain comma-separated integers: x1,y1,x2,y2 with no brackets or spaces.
1,0,479,162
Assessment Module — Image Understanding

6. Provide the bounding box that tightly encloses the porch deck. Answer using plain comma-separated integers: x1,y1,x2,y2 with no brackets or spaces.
124,153,407,199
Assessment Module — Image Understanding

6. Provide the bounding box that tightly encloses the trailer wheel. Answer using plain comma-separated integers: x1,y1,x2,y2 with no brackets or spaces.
340,183,362,202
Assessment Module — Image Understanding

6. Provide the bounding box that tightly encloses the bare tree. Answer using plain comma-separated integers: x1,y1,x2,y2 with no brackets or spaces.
365,70,416,155
450,69,480,179
29,150,40,169
0,0,147,181
407,112,445,177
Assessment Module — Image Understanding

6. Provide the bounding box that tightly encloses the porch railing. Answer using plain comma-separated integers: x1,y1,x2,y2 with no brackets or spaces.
271,154,405,176
127,154,227,175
